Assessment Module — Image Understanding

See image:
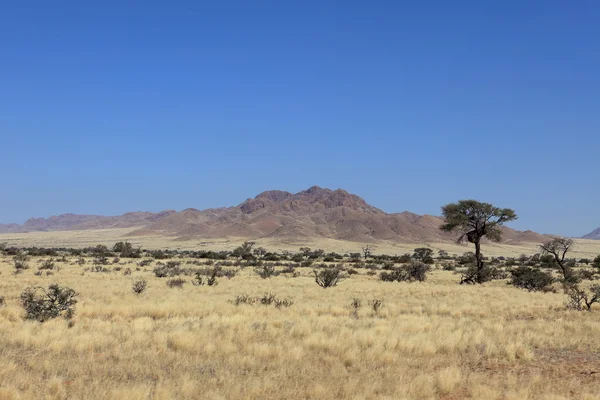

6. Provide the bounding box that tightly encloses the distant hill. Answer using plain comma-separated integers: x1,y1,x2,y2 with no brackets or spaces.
0,186,552,245
582,228,600,240
0,211,176,233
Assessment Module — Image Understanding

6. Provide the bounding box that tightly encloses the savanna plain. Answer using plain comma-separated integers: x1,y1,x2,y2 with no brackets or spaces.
1,237,600,400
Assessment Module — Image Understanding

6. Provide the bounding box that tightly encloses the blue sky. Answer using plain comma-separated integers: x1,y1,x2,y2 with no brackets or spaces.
1,1,598,236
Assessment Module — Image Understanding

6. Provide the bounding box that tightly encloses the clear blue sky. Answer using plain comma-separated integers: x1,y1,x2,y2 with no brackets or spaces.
1,1,598,237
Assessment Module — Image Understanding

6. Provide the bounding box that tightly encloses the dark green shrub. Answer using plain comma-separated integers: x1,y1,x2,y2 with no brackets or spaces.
459,264,504,284
412,248,434,264
379,261,430,282
509,266,554,291
20,284,78,322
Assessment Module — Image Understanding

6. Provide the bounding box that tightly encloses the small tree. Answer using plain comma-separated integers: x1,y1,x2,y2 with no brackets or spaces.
440,200,517,284
232,241,256,260
540,238,575,282
412,248,434,264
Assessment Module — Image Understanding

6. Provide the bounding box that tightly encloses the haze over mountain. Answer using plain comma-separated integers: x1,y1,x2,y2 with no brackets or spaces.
582,228,600,240
0,186,551,245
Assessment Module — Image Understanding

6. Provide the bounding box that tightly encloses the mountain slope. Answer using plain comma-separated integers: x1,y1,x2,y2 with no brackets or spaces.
582,228,600,240
0,186,552,244
0,210,176,233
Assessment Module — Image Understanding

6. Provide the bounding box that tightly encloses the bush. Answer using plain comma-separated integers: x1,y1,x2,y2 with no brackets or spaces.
93,256,109,266
132,279,147,294
412,248,434,264
370,299,384,313
441,262,456,271
232,292,293,308
459,264,505,284
19,284,78,322
509,266,554,291
14,260,29,273
207,268,219,286
254,263,279,279
578,269,597,281
565,284,600,311
379,261,430,282
39,259,57,271
166,278,186,288
593,255,600,270
314,266,347,288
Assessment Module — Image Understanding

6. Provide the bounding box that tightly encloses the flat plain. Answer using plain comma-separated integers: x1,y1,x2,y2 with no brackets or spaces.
1,233,600,399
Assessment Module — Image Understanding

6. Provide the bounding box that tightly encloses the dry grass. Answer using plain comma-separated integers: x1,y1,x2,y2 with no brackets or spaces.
1,254,600,399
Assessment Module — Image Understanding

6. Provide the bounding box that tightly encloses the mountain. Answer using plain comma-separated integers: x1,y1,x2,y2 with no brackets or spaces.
582,228,600,240
0,210,177,233
0,186,552,244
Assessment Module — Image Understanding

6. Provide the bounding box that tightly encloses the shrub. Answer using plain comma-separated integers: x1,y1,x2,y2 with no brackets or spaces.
397,253,412,263
565,284,600,311
314,266,347,288
0,296,5,307
14,260,29,273
93,256,109,266
403,261,430,281
233,293,293,308
89,265,110,273
441,262,456,271
578,269,597,281
166,278,186,288
370,299,384,313
349,298,361,318
413,248,435,264
132,279,147,295
192,271,205,286
76,257,86,266
281,264,296,274
19,284,78,322
153,261,184,278
509,266,554,291
593,255,600,270
459,264,504,284
38,259,56,270
138,259,153,267
254,263,279,279
379,261,430,282
207,268,219,286
380,270,402,282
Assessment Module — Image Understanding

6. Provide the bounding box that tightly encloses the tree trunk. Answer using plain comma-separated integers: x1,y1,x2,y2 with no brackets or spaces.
474,239,484,283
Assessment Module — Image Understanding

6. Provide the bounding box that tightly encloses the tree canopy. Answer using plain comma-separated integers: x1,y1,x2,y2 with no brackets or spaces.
440,200,517,244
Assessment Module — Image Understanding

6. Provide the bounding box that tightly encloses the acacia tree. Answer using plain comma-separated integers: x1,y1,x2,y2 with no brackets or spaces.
440,200,517,283
539,238,575,281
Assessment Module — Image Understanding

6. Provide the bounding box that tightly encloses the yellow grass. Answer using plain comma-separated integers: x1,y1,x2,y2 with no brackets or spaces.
1,253,600,399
